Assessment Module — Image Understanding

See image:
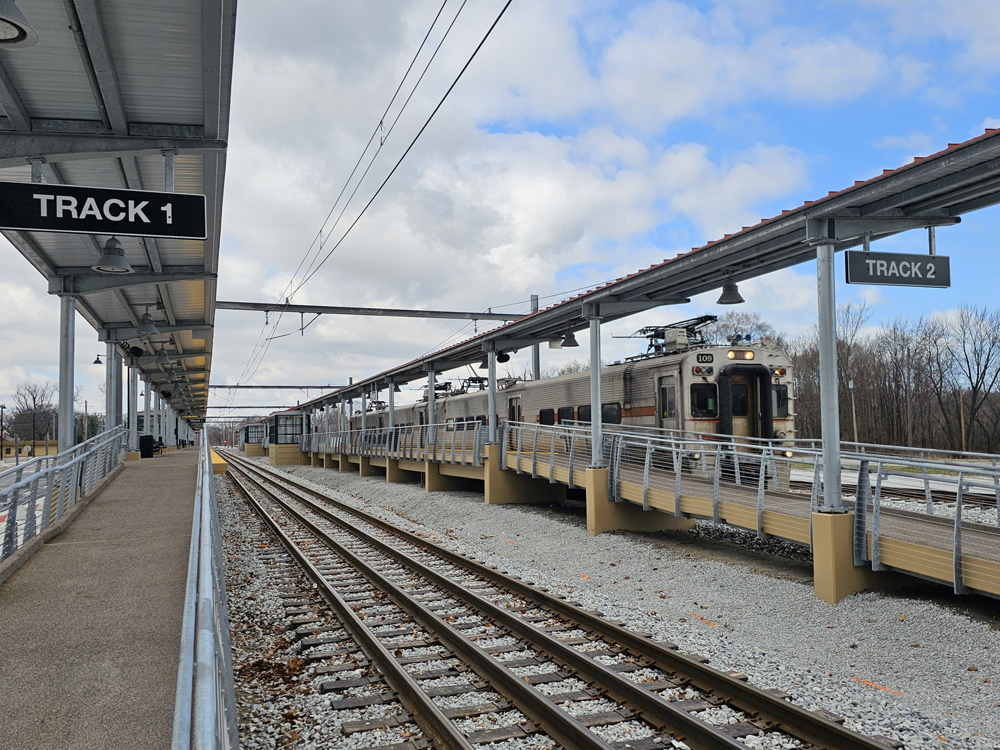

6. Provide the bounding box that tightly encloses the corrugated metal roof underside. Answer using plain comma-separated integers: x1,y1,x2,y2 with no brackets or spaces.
0,0,237,418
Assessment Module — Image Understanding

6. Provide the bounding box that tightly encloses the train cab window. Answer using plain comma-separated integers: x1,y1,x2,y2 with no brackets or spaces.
557,406,575,423
772,384,789,418
476,415,486,424
731,383,750,417
602,403,622,425
690,383,718,418
539,408,556,426
577,405,591,422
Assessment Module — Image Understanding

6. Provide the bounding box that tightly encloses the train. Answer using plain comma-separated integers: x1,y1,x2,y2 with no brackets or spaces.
347,316,795,442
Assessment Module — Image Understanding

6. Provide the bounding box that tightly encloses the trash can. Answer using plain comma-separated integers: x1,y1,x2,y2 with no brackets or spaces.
139,434,155,458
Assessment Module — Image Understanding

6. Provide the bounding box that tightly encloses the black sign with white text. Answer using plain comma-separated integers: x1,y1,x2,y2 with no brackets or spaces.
0,181,207,240
845,250,950,288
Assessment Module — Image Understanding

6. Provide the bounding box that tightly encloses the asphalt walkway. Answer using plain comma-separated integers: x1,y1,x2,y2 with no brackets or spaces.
0,450,197,750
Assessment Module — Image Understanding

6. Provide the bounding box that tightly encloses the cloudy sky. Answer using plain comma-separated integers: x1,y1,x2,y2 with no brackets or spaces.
3,0,1000,416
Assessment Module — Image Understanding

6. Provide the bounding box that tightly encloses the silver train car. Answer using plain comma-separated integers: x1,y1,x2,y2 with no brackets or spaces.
350,318,795,442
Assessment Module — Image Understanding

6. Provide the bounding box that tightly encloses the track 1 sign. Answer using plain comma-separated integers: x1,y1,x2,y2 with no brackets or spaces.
845,250,950,288
0,181,207,240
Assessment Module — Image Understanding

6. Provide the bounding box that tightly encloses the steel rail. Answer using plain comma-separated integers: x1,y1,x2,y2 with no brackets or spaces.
227,451,893,750
231,462,619,750
230,459,764,749
227,468,476,750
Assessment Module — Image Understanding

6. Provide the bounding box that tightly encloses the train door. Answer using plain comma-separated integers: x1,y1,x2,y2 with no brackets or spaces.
508,396,521,423
658,376,677,430
729,374,756,437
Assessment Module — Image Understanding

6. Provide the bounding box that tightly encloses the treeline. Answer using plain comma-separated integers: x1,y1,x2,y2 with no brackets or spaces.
787,305,1000,452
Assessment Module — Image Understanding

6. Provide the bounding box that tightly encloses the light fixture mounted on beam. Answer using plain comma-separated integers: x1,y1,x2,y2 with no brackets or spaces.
154,348,172,365
717,278,745,305
91,237,134,275
136,305,159,335
0,1,38,48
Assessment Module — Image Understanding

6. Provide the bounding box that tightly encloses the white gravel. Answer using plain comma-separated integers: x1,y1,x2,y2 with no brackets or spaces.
258,459,1000,749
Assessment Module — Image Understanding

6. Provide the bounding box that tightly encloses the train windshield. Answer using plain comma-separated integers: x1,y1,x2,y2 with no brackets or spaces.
772,384,789,418
690,383,718,418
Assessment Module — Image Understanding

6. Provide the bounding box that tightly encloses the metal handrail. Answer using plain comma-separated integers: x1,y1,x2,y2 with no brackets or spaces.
171,434,239,750
301,422,485,467
0,426,128,563
0,426,129,485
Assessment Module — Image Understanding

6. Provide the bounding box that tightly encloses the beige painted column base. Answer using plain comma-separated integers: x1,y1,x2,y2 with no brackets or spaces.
387,458,419,484
812,511,872,604
425,460,465,492
322,454,335,469
125,451,141,462
359,456,381,477
336,454,353,472
586,467,696,536
483,444,565,505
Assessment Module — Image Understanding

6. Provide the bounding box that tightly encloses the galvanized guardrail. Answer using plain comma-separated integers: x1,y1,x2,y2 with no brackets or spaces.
501,421,1000,597
171,434,239,750
302,422,485,467
0,426,128,563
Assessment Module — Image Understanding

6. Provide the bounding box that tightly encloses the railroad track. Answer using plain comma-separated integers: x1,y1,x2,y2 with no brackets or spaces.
224,451,898,750
790,480,998,509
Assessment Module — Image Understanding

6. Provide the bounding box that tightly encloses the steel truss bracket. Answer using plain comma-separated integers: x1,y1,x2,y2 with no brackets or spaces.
586,294,690,316
802,213,960,245
0,132,227,168
49,271,216,295
100,322,213,341
482,336,552,352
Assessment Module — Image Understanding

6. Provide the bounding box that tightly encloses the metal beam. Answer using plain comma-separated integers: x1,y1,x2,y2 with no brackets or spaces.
133,353,207,366
208,384,343,389
0,60,29,131
216,300,523,322
205,405,297,409
100,322,213,341
0,133,227,167
72,0,128,136
0,119,206,137
49,271,216,295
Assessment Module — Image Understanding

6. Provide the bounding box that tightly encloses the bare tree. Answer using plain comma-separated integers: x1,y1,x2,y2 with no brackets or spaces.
704,311,787,351
542,359,589,378
11,381,58,441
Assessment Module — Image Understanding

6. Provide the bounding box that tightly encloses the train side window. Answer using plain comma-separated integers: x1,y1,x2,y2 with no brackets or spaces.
557,406,575,423
476,415,486,424
690,384,718,418
732,383,750,417
577,404,592,422
539,408,556,426
772,384,789,418
602,403,622,424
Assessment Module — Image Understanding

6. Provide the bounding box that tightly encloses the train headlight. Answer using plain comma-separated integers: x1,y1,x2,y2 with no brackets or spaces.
727,350,736,359
744,350,754,360
784,451,794,458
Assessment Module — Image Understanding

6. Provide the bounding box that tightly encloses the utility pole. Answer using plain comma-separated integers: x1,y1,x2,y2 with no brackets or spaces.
849,380,858,445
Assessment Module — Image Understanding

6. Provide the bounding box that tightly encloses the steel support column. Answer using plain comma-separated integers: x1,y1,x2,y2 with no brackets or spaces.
487,351,497,444
530,294,540,380
128,365,138,449
58,295,76,452
388,384,395,430
361,392,367,432
817,241,844,509
114,347,123,429
589,316,603,468
143,378,151,437
104,341,115,432
427,370,436,447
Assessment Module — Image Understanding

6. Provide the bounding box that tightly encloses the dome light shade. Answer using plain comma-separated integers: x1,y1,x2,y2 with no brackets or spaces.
561,332,579,347
137,306,159,335
0,1,38,48
717,279,745,305
495,351,510,363
92,237,134,274
154,348,172,365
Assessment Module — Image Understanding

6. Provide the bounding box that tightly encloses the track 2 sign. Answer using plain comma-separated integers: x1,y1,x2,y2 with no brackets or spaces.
0,181,206,240
845,250,950,288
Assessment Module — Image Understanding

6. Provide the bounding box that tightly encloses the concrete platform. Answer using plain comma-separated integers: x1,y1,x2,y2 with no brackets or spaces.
0,450,197,750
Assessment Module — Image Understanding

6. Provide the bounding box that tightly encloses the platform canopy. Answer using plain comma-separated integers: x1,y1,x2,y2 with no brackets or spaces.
299,128,1000,409
0,0,236,418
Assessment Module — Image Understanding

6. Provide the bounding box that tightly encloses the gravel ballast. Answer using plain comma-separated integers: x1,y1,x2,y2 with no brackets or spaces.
248,459,1000,749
